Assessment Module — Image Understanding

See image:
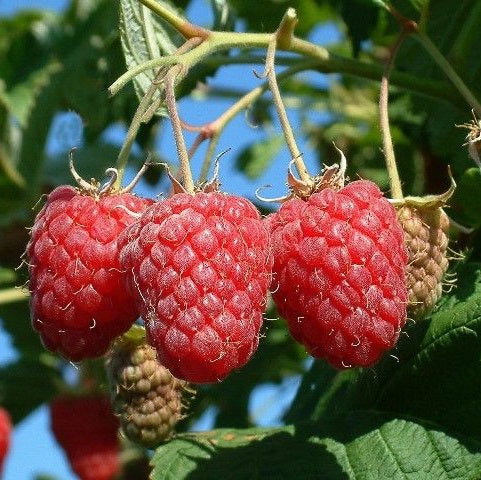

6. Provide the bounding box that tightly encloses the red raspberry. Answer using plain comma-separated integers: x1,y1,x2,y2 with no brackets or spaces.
269,180,408,368
120,192,272,383
27,186,152,360
0,408,12,474
50,395,120,480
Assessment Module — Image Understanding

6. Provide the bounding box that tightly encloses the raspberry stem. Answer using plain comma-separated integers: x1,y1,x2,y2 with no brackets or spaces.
109,6,462,106
165,65,195,193
265,9,310,183
379,29,409,200
182,60,318,183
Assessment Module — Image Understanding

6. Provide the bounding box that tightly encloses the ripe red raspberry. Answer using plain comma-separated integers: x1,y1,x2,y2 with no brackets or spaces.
269,179,408,368
0,408,12,474
120,192,272,383
27,185,152,360
50,395,120,480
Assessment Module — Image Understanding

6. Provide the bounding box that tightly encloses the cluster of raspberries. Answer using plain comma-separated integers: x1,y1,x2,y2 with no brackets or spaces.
27,168,448,381
27,162,451,479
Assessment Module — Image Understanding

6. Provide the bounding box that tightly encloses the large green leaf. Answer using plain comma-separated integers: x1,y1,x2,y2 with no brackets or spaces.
151,412,481,479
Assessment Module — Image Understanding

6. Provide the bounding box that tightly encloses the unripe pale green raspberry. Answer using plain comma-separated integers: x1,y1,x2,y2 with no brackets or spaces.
397,205,450,318
106,338,190,448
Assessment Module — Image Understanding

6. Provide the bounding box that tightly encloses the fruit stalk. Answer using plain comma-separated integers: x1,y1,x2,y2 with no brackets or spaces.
266,9,310,182
165,65,195,193
379,28,411,199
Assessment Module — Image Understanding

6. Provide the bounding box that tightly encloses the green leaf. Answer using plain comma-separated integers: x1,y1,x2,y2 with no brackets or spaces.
151,413,481,479
451,167,481,228
3,61,62,128
335,0,381,57
0,268,16,286
0,357,60,424
235,135,284,179
0,298,44,359
373,262,481,438
119,0,184,116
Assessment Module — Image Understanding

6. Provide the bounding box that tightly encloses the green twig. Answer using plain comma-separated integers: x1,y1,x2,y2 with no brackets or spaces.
195,60,319,182
0,287,29,305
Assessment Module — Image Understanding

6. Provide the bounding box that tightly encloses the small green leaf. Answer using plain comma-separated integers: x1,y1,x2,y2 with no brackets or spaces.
0,297,44,358
119,0,184,116
235,135,284,179
451,167,481,228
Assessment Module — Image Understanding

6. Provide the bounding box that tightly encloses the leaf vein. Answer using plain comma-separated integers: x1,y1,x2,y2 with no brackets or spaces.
377,425,409,480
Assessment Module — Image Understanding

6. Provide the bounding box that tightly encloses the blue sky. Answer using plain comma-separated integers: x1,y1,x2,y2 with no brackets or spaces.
0,1,339,478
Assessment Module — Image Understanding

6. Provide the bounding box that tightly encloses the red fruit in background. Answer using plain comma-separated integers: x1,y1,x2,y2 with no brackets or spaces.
27,186,152,361
269,180,408,368
50,395,120,480
120,192,273,383
0,407,12,474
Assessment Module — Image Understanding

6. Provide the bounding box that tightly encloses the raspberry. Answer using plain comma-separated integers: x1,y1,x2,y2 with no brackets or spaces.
397,204,450,318
269,179,408,368
27,185,152,360
0,408,12,474
120,191,272,383
50,395,120,480
106,335,189,447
